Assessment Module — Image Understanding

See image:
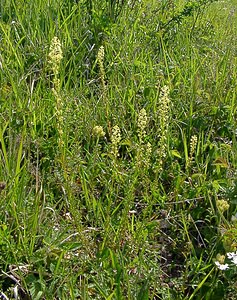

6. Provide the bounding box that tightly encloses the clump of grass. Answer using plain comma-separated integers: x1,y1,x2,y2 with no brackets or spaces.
136,108,152,169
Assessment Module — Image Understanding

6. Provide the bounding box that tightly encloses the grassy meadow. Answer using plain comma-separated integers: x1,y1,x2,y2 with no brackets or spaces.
0,0,237,299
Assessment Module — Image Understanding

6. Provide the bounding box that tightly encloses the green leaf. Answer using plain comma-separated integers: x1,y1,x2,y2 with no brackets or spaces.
137,280,149,300
170,149,182,158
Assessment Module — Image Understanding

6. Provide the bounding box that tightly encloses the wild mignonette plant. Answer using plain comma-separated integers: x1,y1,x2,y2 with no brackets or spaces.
92,125,106,139
48,36,64,149
154,85,170,175
136,108,152,170
186,134,198,171
97,45,109,118
110,125,121,159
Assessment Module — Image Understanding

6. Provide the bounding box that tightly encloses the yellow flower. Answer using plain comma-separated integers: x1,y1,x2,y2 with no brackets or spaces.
92,126,106,138
48,36,63,76
216,253,225,264
154,85,170,172
111,125,121,157
217,199,230,213
137,108,148,143
97,46,105,64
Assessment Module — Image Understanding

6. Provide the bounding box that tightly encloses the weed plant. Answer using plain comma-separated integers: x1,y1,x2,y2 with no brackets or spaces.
0,0,237,299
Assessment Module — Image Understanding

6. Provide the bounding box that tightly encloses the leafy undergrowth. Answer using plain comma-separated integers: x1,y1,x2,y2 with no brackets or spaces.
0,0,237,299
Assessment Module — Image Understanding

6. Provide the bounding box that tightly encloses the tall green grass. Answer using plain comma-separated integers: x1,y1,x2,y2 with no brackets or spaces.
0,0,237,299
